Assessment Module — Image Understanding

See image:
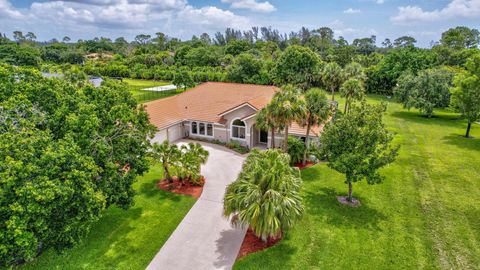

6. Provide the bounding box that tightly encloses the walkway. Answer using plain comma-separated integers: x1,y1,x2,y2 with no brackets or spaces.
146,140,247,270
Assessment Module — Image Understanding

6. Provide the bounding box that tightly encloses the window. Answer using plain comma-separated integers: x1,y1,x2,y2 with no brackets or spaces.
207,124,213,136
232,119,246,139
190,121,213,137
192,122,198,134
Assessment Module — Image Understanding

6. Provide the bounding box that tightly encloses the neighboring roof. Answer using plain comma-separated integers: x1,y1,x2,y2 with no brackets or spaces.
145,82,278,129
289,122,326,137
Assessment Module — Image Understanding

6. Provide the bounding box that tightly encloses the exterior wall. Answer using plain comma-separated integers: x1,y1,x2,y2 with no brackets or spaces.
222,105,257,148
152,122,186,144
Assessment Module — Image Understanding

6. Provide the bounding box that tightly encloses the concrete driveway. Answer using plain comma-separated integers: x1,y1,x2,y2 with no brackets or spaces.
146,140,247,270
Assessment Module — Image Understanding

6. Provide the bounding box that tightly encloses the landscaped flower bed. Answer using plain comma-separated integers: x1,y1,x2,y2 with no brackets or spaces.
237,228,281,259
157,176,205,199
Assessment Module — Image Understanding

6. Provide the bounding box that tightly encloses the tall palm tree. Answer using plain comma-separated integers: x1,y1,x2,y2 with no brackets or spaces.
344,62,366,81
340,78,365,114
256,106,277,148
298,88,331,165
270,85,306,152
321,62,344,101
224,149,304,241
151,141,180,183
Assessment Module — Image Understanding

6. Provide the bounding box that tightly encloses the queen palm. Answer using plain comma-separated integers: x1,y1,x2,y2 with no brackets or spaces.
321,62,344,101
298,88,331,165
270,85,306,152
340,78,365,114
223,149,304,241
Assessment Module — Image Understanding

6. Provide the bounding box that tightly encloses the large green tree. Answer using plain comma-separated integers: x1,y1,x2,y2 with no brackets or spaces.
0,64,154,265
224,149,304,240
274,45,321,90
451,54,480,138
340,78,365,114
321,62,344,101
320,102,399,203
394,68,453,117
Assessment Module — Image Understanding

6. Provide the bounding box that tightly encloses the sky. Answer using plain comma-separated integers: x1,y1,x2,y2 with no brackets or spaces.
0,0,479,47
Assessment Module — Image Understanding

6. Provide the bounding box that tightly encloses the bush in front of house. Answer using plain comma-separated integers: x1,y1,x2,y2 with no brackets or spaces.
287,136,306,165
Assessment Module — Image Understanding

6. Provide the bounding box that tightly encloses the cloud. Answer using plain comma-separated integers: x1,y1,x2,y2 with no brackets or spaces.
344,8,361,14
376,0,384,4
221,0,276,13
0,0,24,19
0,0,250,37
391,0,480,24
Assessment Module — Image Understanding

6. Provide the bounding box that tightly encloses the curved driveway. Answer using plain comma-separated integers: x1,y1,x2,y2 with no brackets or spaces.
146,140,247,270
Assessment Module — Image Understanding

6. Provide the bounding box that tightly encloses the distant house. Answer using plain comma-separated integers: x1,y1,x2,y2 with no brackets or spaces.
145,82,325,149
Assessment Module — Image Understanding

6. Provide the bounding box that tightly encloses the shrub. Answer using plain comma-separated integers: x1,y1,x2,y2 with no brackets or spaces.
287,136,305,165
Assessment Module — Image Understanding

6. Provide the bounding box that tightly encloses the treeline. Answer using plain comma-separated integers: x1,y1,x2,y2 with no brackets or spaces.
0,26,479,94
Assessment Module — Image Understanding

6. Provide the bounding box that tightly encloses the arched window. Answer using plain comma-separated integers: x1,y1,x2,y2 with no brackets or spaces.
231,119,246,139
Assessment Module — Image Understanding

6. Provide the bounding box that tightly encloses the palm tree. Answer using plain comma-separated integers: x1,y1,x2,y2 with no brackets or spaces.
151,141,180,183
224,149,304,241
344,62,366,81
180,143,209,184
256,106,277,148
340,78,365,114
270,85,306,152
321,62,344,101
298,88,331,165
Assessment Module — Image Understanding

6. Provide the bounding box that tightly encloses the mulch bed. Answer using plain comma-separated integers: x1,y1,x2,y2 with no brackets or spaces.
294,161,315,170
237,228,281,259
337,196,361,207
157,177,204,199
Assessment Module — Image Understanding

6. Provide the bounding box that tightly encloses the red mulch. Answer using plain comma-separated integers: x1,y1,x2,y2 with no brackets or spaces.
294,161,315,170
157,177,204,199
237,229,281,259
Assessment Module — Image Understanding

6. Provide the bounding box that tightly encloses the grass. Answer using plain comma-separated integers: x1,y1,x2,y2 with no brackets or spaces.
123,78,182,103
18,164,196,270
234,95,480,270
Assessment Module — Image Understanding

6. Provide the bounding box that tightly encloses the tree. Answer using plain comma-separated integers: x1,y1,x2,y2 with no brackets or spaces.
134,34,152,45
12,30,25,43
287,136,305,165
441,26,480,49
341,78,365,114
393,36,417,48
224,149,304,240
25,32,37,42
298,88,331,165
269,85,306,152
172,70,194,90
320,102,399,203
0,64,155,265
451,54,480,138
179,143,209,185
321,62,344,100
62,36,71,43
352,35,376,55
226,53,264,84
274,45,321,90
344,62,366,81
394,68,453,117
152,141,180,182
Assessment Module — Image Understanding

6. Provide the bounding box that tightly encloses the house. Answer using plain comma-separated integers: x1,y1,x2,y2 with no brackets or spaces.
144,82,325,149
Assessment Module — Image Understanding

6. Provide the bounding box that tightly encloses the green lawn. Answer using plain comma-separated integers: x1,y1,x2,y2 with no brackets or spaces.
123,79,181,103
235,95,480,269
18,164,196,270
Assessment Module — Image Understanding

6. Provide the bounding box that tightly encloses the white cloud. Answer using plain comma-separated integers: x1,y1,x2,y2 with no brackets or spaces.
344,8,361,14
391,0,480,24
221,0,276,13
0,0,24,19
376,0,384,4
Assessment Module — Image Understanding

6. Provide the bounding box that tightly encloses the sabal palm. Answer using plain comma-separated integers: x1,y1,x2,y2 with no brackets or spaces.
298,88,331,165
321,62,344,101
270,85,306,152
223,149,304,240
344,62,366,81
340,78,365,114
151,141,180,183
256,106,277,148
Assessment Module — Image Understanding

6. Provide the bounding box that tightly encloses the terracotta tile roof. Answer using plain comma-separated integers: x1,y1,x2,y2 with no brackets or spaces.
289,122,326,137
144,82,278,129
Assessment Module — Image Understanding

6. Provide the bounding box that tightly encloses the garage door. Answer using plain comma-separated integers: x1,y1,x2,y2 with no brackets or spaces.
151,129,167,144
168,124,184,142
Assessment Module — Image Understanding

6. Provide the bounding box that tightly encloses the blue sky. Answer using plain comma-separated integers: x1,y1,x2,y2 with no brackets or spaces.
1,0,479,47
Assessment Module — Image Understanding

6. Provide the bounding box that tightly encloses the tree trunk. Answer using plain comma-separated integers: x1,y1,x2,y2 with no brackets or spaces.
466,121,472,138
302,121,311,166
348,181,353,202
271,128,275,148
164,162,172,183
283,125,289,152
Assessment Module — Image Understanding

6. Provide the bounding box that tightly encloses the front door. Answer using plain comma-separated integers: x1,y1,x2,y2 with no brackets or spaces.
259,130,268,144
